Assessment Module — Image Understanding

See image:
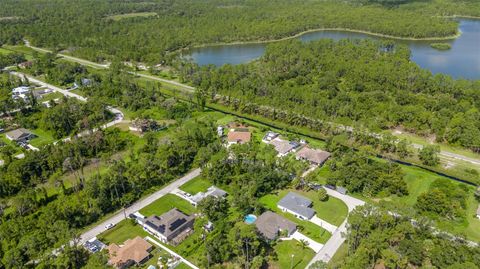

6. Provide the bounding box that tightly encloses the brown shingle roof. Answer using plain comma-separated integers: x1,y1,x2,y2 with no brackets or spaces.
227,131,251,144
255,211,297,240
296,146,331,165
108,236,152,268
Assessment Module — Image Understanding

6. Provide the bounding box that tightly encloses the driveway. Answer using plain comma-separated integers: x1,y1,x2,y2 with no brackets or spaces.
79,168,201,244
307,188,365,267
310,215,337,233
281,231,324,253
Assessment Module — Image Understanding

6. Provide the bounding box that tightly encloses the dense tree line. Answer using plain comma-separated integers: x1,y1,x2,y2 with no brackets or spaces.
343,205,480,269
416,179,469,220
1,0,478,62
190,39,480,152
327,150,408,197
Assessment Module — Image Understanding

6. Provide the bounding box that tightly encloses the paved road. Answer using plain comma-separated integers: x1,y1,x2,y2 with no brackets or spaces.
79,168,201,244
9,71,87,101
307,188,365,267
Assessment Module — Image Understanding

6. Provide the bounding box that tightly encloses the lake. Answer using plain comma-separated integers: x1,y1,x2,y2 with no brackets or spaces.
186,19,480,80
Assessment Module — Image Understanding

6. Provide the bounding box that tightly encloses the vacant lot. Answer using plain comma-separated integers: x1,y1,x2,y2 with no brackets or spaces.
179,177,211,194
139,193,196,217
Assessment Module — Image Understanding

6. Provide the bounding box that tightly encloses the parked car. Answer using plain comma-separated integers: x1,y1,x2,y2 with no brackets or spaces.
104,223,115,230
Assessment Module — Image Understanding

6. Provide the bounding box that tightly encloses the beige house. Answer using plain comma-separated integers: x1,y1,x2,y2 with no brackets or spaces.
108,236,152,269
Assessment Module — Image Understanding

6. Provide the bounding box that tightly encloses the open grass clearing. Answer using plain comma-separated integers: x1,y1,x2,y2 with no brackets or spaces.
98,219,149,245
270,240,315,269
179,176,212,195
29,128,56,147
139,193,197,217
106,12,157,21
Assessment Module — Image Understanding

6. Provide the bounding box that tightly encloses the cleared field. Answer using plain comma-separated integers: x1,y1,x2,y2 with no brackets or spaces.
179,176,211,194
139,193,197,217
106,12,157,21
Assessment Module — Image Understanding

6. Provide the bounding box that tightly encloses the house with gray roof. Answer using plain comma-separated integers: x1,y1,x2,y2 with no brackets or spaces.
190,186,227,206
255,211,297,240
143,208,194,245
5,128,35,142
277,192,315,220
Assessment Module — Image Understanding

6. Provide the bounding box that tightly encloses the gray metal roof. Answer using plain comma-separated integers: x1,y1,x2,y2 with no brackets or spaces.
277,192,315,219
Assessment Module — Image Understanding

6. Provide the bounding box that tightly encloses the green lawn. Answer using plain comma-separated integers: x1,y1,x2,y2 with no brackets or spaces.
179,177,212,194
106,12,157,21
139,194,197,217
259,193,332,244
29,128,56,147
328,242,348,268
270,240,315,269
0,47,13,55
98,219,149,245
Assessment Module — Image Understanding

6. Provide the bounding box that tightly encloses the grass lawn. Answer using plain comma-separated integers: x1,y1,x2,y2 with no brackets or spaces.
139,194,197,217
259,193,331,244
270,240,315,269
98,219,149,245
106,12,157,21
29,128,56,147
179,177,212,194
328,242,348,268
38,91,63,102
0,47,13,55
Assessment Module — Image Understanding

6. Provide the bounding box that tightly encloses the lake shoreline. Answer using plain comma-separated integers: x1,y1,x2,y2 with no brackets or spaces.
187,27,461,50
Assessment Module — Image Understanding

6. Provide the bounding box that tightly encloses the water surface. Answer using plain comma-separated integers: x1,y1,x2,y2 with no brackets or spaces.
187,19,480,80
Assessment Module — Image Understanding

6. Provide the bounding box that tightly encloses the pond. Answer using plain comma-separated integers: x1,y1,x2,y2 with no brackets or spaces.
186,19,480,80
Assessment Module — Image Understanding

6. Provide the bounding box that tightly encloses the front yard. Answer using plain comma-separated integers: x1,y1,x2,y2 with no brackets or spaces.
270,240,315,269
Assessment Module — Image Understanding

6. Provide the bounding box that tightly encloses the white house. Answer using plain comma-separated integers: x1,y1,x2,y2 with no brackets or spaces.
11,86,31,100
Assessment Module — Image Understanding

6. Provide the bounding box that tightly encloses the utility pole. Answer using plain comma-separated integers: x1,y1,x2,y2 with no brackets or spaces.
290,254,295,269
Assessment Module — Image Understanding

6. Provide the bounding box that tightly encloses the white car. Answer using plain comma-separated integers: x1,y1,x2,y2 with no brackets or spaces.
105,223,115,230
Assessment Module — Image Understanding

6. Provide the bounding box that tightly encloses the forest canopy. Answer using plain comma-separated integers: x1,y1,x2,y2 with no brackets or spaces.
0,0,479,62
188,39,480,151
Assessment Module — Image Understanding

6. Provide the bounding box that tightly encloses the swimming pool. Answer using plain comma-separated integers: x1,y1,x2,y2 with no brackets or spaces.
244,214,257,224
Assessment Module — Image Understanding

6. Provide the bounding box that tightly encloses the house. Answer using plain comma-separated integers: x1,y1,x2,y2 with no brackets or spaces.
11,86,31,100
295,146,331,166
5,128,35,142
190,186,227,206
73,78,92,88
277,192,315,220
477,205,480,219
336,186,347,195
262,131,279,142
255,211,297,240
129,119,162,133
18,61,33,69
227,129,251,145
269,138,300,157
107,236,152,269
84,237,106,253
143,208,195,245
217,126,224,137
